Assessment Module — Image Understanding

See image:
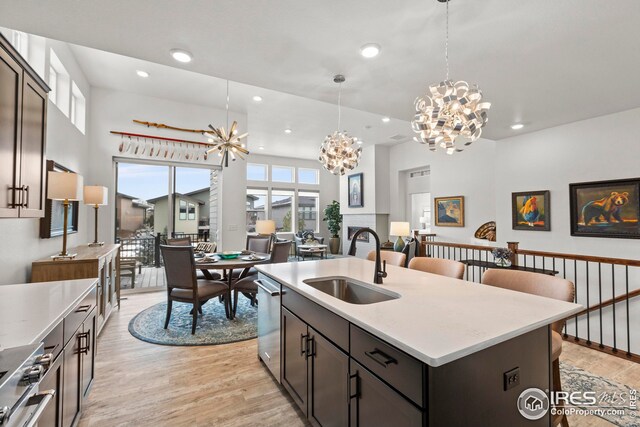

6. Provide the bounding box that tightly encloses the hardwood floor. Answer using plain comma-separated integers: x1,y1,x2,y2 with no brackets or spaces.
80,292,637,427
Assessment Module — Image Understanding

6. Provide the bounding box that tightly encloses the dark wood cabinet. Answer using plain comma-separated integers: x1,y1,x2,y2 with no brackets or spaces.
281,307,308,415
349,360,423,427
38,348,64,427
62,327,81,427
81,309,96,398
0,33,48,219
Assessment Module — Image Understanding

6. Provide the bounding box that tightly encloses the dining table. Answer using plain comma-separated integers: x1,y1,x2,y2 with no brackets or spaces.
195,252,270,319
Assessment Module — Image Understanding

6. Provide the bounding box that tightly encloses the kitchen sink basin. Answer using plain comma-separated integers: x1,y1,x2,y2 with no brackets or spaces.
302,276,399,304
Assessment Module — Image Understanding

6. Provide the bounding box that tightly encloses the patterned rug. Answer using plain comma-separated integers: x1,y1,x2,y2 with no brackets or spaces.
561,362,639,426
128,297,257,346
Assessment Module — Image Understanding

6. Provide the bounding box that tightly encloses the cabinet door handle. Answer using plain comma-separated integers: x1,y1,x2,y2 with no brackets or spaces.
364,349,397,368
7,185,22,208
300,333,308,356
22,185,29,208
75,304,92,313
305,336,315,359
348,372,359,402
78,331,90,354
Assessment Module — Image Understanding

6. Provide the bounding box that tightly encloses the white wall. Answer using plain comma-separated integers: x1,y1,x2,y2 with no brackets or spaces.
88,88,247,251
0,38,91,284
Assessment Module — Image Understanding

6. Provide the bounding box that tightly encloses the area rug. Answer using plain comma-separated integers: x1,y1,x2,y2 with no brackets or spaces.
128,297,257,346
561,362,639,426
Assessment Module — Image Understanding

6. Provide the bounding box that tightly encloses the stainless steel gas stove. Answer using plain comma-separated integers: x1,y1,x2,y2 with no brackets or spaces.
0,343,54,427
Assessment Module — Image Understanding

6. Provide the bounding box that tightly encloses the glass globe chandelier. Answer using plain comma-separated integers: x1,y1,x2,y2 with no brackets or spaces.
319,75,362,175
411,0,491,155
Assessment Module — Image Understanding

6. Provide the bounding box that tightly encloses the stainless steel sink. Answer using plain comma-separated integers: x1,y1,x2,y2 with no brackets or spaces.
302,276,399,304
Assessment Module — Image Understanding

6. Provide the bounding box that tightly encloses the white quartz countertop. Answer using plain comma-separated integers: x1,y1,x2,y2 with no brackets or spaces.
257,258,582,367
0,278,98,350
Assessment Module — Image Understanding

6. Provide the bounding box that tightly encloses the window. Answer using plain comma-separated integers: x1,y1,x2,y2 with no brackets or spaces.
48,66,57,105
48,49,70,117
70,82,86,134
246,189,267,232
272,166,294,183
298,168,319,185
298,192,319,233
247,163,267,181
11,31,28,60
271,190,294,232
179,200,187,220
188,203,196,220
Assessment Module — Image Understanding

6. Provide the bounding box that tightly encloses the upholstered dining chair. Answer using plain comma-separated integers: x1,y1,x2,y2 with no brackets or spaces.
167,236,221,280
481,269,575,427
246,235,272,253
402,239,416,268
160,245,229,334
366,250,406,267
408,257,465,280
231,240,293,316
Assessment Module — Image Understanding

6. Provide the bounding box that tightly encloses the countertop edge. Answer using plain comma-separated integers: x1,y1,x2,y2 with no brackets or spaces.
257,268,583,367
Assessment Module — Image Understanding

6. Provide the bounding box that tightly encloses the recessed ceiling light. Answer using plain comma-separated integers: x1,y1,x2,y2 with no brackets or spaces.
511,123,524,130
382,117,390,123
252,95,263,102
259,146,265,150
360,43,381,58
170,49,192,63
284,128,292,134
136,70,149,78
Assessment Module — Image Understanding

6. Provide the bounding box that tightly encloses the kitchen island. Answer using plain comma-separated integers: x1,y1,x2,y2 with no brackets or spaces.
256,257,582,427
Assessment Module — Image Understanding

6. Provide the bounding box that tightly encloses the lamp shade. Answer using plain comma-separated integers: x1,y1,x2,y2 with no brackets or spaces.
255,220,276,234
47,172,83,201
389,221,410,237
419,216,427,224
84,186,108,205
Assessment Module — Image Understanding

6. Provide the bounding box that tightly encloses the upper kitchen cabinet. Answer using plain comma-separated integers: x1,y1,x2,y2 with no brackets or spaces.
0,33,48,218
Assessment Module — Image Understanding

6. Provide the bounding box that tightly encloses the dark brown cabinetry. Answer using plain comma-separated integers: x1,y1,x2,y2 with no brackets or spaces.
281,308,309,414
38,347,64,427
0,33,48,218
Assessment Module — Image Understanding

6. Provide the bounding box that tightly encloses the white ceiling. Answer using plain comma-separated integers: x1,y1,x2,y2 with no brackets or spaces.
2,0,640,144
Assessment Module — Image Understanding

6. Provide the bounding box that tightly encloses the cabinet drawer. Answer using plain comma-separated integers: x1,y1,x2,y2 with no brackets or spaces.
64,287,96,345
350,324,425,407
282,285,349,351
43,321,63,361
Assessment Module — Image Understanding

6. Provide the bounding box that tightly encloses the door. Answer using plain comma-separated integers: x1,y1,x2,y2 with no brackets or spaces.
38,353,64,427
281,307,308,415
308,328,349,426
82,309,96,397
350,361,423,427
62,330,81,427
0,42,22,217
19,74,47,217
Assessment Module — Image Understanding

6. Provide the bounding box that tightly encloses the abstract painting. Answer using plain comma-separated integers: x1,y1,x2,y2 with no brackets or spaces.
434,196,464,227
512,190,550,231
570,178,640,239
348,173,364,208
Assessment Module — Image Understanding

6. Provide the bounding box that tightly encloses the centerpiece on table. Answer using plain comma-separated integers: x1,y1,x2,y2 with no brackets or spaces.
491,247,513,268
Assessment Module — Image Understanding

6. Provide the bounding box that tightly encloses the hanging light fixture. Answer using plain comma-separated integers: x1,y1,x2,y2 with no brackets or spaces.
411,0,491,155
206,80,249,167
319,75,362,175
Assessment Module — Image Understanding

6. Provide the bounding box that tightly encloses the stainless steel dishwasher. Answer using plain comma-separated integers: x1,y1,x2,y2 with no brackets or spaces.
256,274,281,382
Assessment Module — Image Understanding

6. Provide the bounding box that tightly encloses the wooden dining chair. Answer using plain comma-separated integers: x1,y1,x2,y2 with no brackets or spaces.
408,257,465,279
231,240,292,316
366,250,406,267
160,245,229,334
481,269,575,427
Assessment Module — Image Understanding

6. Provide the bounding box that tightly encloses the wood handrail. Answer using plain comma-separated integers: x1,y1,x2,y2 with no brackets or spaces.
572,288,640,318
515,249,640,267
422,241,497,252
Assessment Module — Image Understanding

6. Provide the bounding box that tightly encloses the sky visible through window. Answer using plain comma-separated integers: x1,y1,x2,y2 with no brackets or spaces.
117,163,210,201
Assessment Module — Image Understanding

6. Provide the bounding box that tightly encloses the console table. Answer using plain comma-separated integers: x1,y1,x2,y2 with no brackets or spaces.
460,259,558,276
31,244,121,335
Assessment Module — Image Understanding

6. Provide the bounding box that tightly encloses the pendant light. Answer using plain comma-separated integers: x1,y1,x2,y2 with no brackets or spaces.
319,75,362,175
411,0,491,155
206,80,249,167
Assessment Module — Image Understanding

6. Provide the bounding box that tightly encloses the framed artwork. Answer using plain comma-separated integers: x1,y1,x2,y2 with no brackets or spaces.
347,226,369,242
348,173,364,208
40,161,80,239
570,178,639,239
512,190,551,231
434,196,464,227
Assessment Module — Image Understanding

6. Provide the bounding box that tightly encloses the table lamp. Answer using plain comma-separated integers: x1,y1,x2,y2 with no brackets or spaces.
389,221,410,252
48,171,83,260
84,186,108,247
419,216,427,230
255,220,276,235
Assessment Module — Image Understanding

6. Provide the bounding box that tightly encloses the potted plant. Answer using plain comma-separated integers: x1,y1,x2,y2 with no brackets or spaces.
323,200,342,254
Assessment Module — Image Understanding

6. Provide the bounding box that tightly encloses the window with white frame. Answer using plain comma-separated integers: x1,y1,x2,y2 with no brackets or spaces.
70,82,86,134
10,31,28,60
298,192,319,233
298,168,319,185
179,200,187,220
188,202,196,220
48,66,57,106
247,163,267,181
272,165,294,183
246,188,267,232
271,190,295,232
48,49,70,117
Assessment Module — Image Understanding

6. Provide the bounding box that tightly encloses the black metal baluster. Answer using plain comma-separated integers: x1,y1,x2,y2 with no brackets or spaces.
626,266,631,357
533,255,536,271
598,263,603,349
523,254,527,269
586,262,591,345
611,264,617,352
574,260,578,340
542,256,546,272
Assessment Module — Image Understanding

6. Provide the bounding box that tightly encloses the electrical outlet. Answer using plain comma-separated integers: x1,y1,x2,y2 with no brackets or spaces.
504,367,520,391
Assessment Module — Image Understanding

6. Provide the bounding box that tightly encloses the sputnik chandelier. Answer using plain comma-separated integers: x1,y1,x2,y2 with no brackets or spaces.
411,0,491,155
206,80,249,167
319,75,362,175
